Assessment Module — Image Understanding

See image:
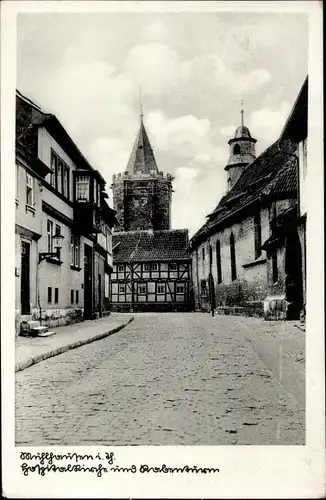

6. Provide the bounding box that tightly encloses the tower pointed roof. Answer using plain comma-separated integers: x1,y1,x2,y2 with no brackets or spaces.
125,116,159,174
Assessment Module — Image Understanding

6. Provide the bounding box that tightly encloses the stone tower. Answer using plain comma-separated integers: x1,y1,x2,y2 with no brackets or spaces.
111,115,174,232
225,105,257,192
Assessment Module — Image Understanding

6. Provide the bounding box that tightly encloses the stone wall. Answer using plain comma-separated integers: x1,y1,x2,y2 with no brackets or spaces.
111,178,125,231
153,178,172,230
191,199,296,316
112,174,172,231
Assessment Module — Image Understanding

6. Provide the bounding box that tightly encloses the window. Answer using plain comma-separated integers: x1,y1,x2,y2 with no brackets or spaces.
76,176,90,202
233,144,241,155
269,204,277,233
71,290,74,304
54,288,59,304
63,165,69,198
107,229,112,254
104,274,109,298
202,247,205,261
143,263,150,272
169,262,177,271
48,287,52,303
119,284,126,293
216,240,222,284
93,179,98,205
138,283,146,295
76,290,79,304
50,152,57,188
157,283,165,294
254,212,262,259
50,151,69,198
176,283,185,294
272,251,278,283
209,245,213,270
230,233,237,281
151,263,158,271
47,220,53,252
118,264,124,272
26,172,34,206
71,235,80,267
57,160,62,194
55,225,61,259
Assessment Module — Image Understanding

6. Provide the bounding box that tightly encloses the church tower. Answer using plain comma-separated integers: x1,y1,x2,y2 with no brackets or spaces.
225,104,257,192
111,114,174,232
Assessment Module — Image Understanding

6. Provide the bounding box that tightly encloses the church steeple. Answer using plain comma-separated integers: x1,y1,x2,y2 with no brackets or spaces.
224,103,257,192
125,115,159,175
111,111,173,232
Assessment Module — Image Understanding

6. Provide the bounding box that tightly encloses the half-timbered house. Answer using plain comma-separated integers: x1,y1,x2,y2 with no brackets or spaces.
111,229,191,311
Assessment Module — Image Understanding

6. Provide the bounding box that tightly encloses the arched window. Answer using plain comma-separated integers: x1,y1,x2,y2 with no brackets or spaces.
230,233,237,281
233,144,241,155
209,245,213,270
216,240,222,284
254,211,262,259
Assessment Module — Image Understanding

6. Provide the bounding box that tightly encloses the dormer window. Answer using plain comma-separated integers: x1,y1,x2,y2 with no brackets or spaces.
76,175,90,202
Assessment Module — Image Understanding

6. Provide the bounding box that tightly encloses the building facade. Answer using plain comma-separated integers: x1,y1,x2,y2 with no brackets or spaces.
111,229,192,312
15,91,116,334
189,78,308,320
111,115,192,312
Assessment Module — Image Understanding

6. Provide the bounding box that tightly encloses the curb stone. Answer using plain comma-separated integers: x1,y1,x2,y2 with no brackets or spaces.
15,316,134,373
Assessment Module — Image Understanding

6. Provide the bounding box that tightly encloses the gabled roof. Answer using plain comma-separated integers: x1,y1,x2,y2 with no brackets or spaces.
16,90,104,182
190,141,297,248
189,77,308,250
113,229,190,262
125,117,159,174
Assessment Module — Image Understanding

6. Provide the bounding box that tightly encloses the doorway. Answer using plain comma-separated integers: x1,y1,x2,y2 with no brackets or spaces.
285,229,303,320
98,273,102,318
84,244,93,319
21,241,30,315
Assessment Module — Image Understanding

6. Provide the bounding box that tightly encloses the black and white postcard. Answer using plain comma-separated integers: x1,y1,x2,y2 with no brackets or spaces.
1,0,324,498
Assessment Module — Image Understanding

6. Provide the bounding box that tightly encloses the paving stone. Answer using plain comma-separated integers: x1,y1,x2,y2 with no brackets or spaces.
15,313,305,446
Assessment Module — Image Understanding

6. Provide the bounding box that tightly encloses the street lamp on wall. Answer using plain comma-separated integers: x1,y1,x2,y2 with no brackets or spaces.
39,234,64,263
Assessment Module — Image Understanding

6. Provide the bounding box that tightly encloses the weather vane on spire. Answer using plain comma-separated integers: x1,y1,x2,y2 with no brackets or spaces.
240,100,244,127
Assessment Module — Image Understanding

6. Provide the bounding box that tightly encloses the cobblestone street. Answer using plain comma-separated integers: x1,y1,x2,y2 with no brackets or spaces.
15,313,305,446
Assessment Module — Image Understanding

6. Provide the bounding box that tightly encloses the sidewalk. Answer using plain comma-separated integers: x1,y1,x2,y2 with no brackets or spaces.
15,313,134,373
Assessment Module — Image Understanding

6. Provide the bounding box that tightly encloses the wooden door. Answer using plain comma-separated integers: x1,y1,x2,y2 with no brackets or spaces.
84,244,93,319
21,241,30,315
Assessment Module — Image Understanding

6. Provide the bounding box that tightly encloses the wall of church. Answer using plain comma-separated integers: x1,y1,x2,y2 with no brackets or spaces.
191,199,295,315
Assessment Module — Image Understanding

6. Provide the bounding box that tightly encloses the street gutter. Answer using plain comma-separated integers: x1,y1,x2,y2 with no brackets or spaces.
15,316,134,373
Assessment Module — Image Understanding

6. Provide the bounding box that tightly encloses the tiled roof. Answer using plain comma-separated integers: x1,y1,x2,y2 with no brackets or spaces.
113,229,190,262
125,118,159,174
190,140,298,247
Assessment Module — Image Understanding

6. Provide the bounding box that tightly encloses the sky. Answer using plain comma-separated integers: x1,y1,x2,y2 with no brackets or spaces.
17,10,308,236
